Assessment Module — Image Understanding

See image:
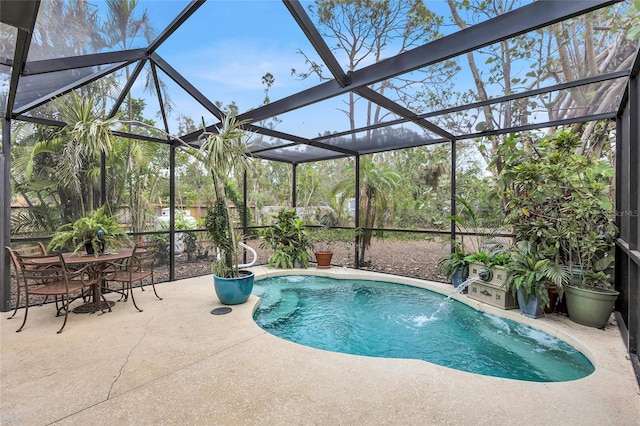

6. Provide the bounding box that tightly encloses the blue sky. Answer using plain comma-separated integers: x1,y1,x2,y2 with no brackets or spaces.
92,0,550,140
146,1,328,135
138,0,471,138
139,0,530,138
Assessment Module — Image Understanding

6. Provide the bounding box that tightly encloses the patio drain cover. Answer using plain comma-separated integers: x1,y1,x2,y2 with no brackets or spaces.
211,307,232,315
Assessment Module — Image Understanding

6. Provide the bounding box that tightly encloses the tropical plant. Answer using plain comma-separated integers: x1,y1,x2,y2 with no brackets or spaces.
487,252,512,268
437,241,468,281
101,0,174,233
461,222,512,269
581,251,616,290
103,0,165,118
260,208,313,269
505,241,570,308
499,130,618,288
438,194,489,275
47,205,131,256
439,194,507,279
187,115,253,278
464,250,511,268
331,155,400,265
24,93,120,222
447,196,483,254
464,251,489,266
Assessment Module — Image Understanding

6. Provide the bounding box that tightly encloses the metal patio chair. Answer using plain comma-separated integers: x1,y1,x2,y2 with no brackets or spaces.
104,242,161,312
5,243,48,319
15,252,94,334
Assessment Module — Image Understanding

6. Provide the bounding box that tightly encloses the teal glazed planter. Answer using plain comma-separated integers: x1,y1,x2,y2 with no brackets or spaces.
214,270,255,305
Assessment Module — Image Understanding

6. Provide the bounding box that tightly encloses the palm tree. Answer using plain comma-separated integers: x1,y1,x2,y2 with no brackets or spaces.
8,122,63,236
102,0,171,232
14,93,119,225
102,0,172,120
57,93,119,213
24,0,106,60
332,155,400,265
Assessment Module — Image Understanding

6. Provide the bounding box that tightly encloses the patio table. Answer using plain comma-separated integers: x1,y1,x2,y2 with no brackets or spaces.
62,248,134,313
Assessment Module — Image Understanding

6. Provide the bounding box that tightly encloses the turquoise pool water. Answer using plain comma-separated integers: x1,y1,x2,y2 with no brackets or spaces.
252,275,595,382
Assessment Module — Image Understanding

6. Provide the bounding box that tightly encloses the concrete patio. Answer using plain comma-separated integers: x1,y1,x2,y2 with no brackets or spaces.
1,266,639,425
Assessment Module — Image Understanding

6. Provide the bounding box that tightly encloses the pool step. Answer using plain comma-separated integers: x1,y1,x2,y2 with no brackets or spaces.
253,286,282,311
256,291,300,327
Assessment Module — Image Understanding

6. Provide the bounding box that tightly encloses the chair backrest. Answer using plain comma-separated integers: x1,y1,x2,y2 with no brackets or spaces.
5,243,47,278
16,252,70,289
131,243,157,272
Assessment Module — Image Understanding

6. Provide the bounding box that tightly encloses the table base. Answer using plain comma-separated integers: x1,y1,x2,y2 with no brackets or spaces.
72,300,115,314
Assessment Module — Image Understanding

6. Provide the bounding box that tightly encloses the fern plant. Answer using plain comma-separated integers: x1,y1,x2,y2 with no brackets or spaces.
47,205,131,256
437,241,468,280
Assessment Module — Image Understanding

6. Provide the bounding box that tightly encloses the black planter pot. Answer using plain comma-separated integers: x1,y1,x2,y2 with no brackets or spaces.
84,241,105,255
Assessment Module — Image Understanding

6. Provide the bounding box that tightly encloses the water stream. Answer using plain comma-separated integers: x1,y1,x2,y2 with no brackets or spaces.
450,276,482,297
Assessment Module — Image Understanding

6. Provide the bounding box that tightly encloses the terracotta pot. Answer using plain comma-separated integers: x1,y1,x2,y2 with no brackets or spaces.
314,251,333,269
545,285,569,315
545,285,558,314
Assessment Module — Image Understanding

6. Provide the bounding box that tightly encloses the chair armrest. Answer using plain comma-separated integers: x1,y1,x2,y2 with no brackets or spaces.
64,263,104,286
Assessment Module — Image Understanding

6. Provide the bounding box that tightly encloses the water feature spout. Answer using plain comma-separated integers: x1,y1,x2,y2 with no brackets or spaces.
451,276,481,296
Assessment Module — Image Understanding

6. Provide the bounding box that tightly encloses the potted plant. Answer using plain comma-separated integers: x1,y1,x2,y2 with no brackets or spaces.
499,130,619,327
437,241,469,290
465,250,512,283
561,204,618,327
505,241,570,319
312,225,335,269
437,196,488,290
259,207,313,269
48,205,131,256
184,115,255,305
465,249,518,309
564,252,619,328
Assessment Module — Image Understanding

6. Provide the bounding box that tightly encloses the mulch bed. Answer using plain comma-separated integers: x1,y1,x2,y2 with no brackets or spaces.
165,239,449,282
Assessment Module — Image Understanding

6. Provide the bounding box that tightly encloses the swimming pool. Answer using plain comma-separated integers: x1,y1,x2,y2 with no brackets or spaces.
252,275,594,382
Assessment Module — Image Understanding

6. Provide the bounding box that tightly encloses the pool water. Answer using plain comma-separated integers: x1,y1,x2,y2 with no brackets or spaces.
252,275,595,382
